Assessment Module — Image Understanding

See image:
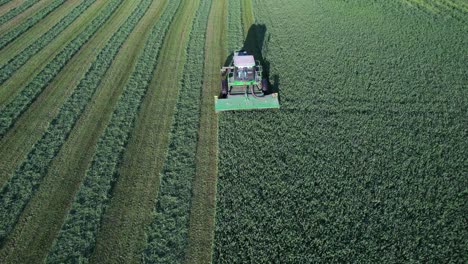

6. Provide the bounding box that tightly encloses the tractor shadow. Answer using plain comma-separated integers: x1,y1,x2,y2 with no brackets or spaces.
223,24,280,95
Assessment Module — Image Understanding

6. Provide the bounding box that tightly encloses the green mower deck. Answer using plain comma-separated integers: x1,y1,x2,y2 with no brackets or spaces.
214,93,280,112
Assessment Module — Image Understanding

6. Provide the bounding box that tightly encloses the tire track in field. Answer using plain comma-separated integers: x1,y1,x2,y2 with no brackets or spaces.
184,0,227,263
0,0,122,188
89,0,201,262
0,0,164,263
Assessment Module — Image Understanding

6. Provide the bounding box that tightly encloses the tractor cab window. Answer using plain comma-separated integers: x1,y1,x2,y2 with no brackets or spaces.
237,68,243,79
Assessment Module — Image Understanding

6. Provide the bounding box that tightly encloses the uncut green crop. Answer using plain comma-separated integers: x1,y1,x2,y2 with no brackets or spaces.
46,1,182,262
141,0,211,262
214,0,467,262
0,0,123,138
0,0,96,85
0,0,125,246
0,0,66,49
227,0,243,52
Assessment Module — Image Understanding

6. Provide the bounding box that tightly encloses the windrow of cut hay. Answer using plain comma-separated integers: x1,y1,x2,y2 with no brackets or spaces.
0,0,65,49
0,0,123,138
45,1,182,262
0,0,96,85
0,0,39,25
0,0,130,247
142,0,212,262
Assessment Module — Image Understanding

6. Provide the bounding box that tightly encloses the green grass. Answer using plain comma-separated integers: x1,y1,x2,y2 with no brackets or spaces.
0,0,65,49
0,1,108,107
185,0,226,263
0,0,123,138
0,0,14,8
0,0,152,262
140,0,211,262
0,0,136,247
213,0,467,262
0,0,96,85
45,1,182,261
0,0,39,25
0,0,82,66
0,0,134,190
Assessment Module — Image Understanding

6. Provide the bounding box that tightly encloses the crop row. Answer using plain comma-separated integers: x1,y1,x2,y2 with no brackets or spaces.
0,0,12,7
0,0,65,49
213,1,245,261
0,0,123,138
0,0,38,25
45,1,182,262
399,0,468,22
141,0,212,262
214,0,468,262
227,0,243,53
0,0,96,85
0,0,125,245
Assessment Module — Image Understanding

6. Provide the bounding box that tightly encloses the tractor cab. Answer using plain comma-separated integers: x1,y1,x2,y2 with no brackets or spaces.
233,51,256,81
215,50,279,112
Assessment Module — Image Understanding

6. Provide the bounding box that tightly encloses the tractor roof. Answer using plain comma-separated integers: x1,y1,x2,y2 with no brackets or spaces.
234,54,255,68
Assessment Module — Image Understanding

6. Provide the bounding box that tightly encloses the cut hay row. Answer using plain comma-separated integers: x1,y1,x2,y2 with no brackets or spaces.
0,0,38,25
0,0,12,7
0,0,82,65
0,0,64,48
0,0,127,246
45,1,182,262
0,0,96,85
0,0,123,138
0,0,125,190
88,0,201,261
184,0,227,262
401,0,468,21
0,0,156,262
141,0,211,262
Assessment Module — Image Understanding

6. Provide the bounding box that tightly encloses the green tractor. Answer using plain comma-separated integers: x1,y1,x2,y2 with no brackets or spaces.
215,50,280,112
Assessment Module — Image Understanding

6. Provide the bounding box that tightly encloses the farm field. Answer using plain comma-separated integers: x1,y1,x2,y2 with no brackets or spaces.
0,0,466,263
